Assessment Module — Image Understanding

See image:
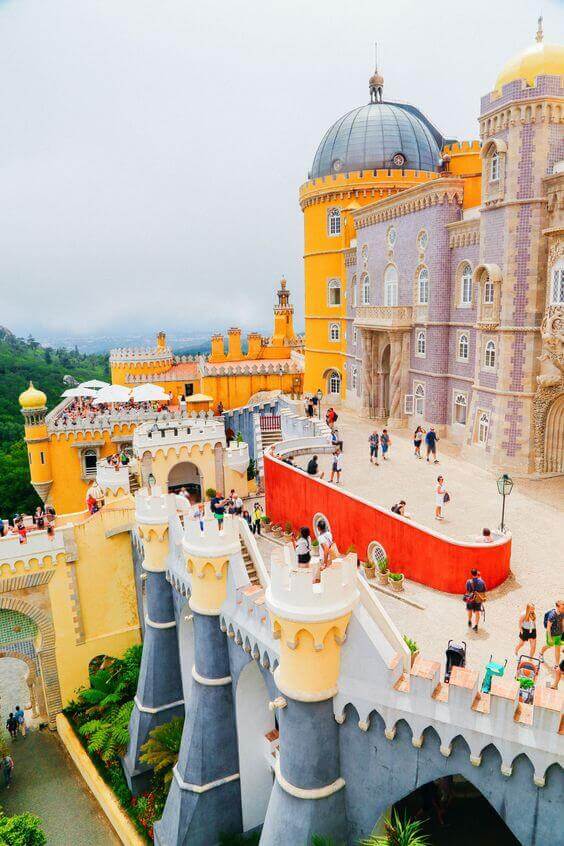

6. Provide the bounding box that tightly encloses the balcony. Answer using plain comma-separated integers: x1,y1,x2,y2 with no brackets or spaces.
353,306,413,331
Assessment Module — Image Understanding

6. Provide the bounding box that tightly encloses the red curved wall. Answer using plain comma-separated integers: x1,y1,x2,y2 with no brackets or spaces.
264,453,511,594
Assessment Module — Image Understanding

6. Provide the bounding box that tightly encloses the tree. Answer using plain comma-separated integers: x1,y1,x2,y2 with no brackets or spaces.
0,810,46,846
359,811,430,846
139,716,184,786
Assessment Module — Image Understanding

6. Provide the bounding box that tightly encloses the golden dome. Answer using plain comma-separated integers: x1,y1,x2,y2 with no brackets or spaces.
495,23,564,92
19,381,47,409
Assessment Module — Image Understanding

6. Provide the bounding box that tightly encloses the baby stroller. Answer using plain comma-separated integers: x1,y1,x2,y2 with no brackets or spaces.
444,640,466,683
481,655,508,693
515,655,541,704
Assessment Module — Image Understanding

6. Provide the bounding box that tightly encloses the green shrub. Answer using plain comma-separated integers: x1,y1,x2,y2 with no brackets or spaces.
388,572,403,582
403,635,419,654
0,810,46,846
205,487,217,499
140,716,184,787
247,458,256,481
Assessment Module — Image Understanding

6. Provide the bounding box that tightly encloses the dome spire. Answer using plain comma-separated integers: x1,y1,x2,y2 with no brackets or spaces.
536,14,543,43
369,42,384,103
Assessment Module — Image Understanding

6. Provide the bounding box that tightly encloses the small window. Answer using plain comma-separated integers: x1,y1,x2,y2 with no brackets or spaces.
387,226,397,248
327,207,341,237
417,230,429,251
328,371,341,396
40,451,45,465
353,328,358,345
404,394,414,415
416,329,426,356
483,277,494,304
83,449,98,478
414,383,425,415
490,152,499,182
484,340,496,369
551,261,564,304
458,333,469,361
478,411,490,444
329,322,340,342
361,273,370,305
454,393,467,425
384,265,399,307
351,367,358,391
352,276,358,307
417,267,429,304
328,279,341,306
461,263,473,305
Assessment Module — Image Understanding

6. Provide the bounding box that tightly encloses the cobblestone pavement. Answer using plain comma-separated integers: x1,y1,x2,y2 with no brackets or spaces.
0,657,31,724
0,728,120,845
259,408,564,686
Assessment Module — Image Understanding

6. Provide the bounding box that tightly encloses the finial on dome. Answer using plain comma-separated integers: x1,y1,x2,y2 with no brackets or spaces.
369,42,384,104
536,14,543,43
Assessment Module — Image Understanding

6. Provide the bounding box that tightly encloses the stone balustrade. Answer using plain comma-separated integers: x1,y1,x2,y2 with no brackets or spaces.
225,442,249,474
353,305,413,331
182,515,241,559
0,526,67,572
48,404,199,435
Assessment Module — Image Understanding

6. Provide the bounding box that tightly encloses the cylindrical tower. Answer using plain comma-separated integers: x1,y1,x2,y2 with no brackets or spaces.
19,382,53,503
261,547,359,844
155,516,243,846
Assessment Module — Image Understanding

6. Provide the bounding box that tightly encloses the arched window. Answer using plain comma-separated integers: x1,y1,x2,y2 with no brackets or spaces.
490,152,499,182
361,273,370,305
458,333,469,361
83,448,98,478
416,329,426,356
484,340,496,369
454,392,467,425
329,322,340,342
551,258,564,304
352,275,358,307
417,267,429,304
384,265,399,307
328,278,341,306
327,207,341,237
483,274,494,304
351,367,358,391
414,383,425,415
478,411,490,444
461,263,473,305
328,371,341,396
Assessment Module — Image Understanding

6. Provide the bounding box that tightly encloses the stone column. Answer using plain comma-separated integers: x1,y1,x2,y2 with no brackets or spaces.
154,517,243,846
261,548,359,845
123,489,184,795
388,333,404,428
360,330,373,417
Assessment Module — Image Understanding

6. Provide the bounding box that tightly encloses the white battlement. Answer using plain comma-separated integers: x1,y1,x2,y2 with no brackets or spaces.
109,346,173,362
133,415,225,454
0,526,67,571
96,461,130,494
182,515,241,559
225,442,249,474
135,487,175,525
266,546,359,623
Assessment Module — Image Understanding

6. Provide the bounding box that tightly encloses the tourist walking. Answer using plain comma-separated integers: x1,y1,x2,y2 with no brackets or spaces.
305,397,314,418
368,430,379,465
316,519,337,570
331,429,344,451
1,754,14,789
192,502,205,532
330,448,343,484
380,429,391,460
514,604,537,657
464,568,487,632
14,705,25,738
413,426,425,458
252,502,263,535
540,601,564,667
326,407,338,429
435,475,448,520
5,714,18,741
293,527,312,567
425,427,440,463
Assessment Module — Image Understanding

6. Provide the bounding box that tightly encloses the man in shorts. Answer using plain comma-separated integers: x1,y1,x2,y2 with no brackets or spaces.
369,431,379,465
465,568,486,632
330,449,343,484
425,427,440,464
540,600,564,668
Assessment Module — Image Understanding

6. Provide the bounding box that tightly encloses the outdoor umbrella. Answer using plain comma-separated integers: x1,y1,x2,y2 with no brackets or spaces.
92,385,131,405
78,379,110,390
131,384,169,402
61,387,98,398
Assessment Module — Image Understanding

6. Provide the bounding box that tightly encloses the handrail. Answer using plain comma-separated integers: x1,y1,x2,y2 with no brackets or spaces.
356,572,411,672
238,517,270,589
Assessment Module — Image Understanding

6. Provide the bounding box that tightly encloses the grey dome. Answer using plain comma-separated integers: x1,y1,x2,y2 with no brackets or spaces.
310,101,445,179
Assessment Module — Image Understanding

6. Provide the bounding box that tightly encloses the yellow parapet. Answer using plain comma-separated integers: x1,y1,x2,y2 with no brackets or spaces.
182,516,241,615
135,488,172,573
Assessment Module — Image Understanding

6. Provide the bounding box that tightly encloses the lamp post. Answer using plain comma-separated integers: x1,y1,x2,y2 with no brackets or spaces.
147,472,156,494
316,388,323,420
496,473,514,533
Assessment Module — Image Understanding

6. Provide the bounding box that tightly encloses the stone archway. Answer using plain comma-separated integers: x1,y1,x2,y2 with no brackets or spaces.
167,461,203,501
0,596,62,728
0,650,46,721
544,392,564,473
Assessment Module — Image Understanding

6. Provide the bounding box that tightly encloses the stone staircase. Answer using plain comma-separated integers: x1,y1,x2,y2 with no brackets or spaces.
129,471,141,493
240,537,260,586
260,427,282,449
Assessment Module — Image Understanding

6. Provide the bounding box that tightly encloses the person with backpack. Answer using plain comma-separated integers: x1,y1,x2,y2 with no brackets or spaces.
540,601,564,667
380,429,391,460
368,430,379,465
14,705,26,738
425,427,440,463
5,713,18,741
1,754,14,788
464,568,486,632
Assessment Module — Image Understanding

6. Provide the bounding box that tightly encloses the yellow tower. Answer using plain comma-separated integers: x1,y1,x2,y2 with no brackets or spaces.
272,277,297,347
19,381,53,503
182,516,240,615
300,66,447,401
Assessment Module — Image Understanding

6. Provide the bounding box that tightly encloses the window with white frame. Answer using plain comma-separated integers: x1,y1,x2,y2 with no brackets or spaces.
461,263,473,305
351,367,358,391
384,265,399,306
328,278,341,306
551,259,564,304
416,329,426,356
83,448,98,478
454,392,468,425
484,339,496,369
328,370,341,395
414,383,425,415
352,275,358,307
458,332,469,361
361,273,370,305
483,275,494,304
327,207,341,236
490,152,499,182
417,266,429,304
329,322,340,342
477,410,490,445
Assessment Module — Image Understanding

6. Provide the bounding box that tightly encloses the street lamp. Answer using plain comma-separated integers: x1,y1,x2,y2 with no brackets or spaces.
496,473,514,532
316,388,323,420
147,472,156,494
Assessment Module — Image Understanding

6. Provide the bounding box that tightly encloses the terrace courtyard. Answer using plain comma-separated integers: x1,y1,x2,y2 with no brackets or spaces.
265,406,564,685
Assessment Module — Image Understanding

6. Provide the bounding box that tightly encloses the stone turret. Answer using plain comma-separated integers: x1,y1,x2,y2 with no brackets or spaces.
261,547,359,844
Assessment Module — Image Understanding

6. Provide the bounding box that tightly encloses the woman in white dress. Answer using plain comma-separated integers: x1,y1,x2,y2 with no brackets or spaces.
435,475,446,520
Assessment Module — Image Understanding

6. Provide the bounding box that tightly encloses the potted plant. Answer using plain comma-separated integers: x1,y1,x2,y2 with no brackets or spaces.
403,635,419,667
311,538,320,557
271,523,283,539
376,558,389,585
261,515,271,534
388,572,404,592
283,521,293,543
362,551,376,580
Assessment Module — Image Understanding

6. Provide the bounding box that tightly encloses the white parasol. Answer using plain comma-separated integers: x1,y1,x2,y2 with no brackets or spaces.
131,384,170,402
78,379,111,390
61,387,98,398
92,384,132,405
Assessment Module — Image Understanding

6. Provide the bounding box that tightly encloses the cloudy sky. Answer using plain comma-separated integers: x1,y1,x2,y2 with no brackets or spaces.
0,0,562,341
